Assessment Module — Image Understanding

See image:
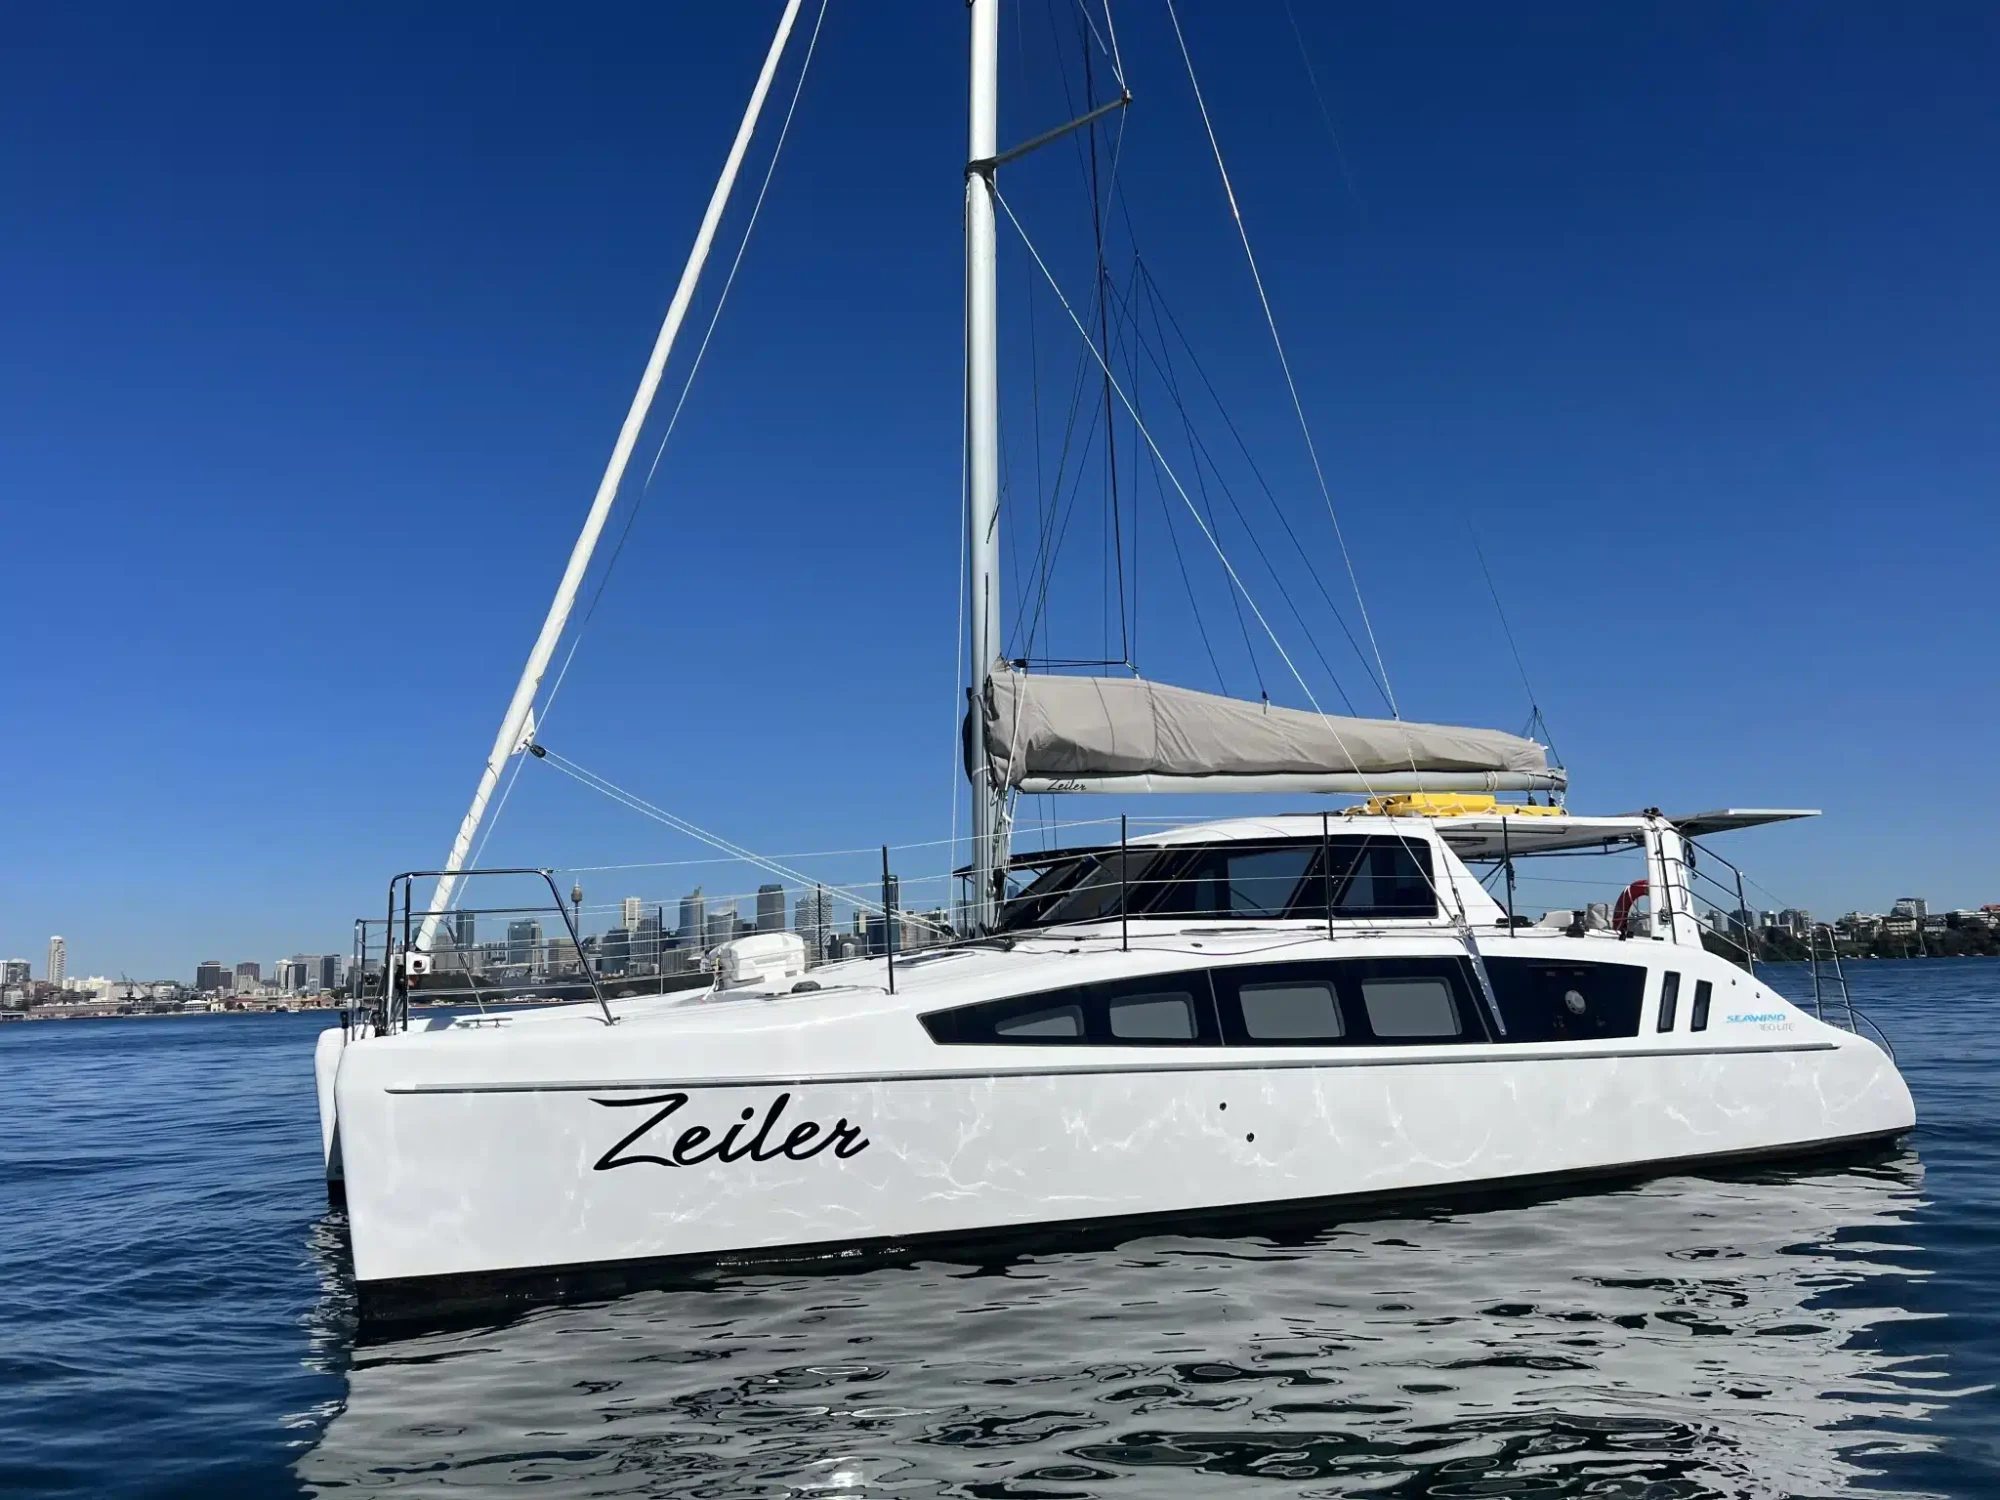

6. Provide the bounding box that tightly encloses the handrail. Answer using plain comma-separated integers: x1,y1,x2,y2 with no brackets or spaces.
383,868,616,1031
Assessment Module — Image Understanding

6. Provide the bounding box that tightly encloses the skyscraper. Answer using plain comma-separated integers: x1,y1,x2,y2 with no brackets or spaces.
234,961,261,986
622,896,644,931
318,953,343,992
634,912,663,972
678,888,706,946
506,919,543,973
195,960,227,993
756,884,786,933
703,904,737,950
47,936,65,988
453,911,476,951
794,887,834,959
2,960,30,987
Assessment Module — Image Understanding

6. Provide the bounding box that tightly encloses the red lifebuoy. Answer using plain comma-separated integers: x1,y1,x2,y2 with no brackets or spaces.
1612,878,1649,933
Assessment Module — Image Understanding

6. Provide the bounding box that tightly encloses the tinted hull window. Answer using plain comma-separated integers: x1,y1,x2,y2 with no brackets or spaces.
923,973,1219,1046
1238,981,1344,1041
1485,958,1647,1042
1360,976,1460,1037
1656,972,1681,1033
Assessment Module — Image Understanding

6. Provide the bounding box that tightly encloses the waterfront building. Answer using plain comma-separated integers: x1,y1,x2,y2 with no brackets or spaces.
677,888,706,946
235,961,261,985
598,925,631,975
319,954,343,992
195,960,227,993
703,904,737,950
2,960,30,987
47,936,65,989
506,919,543,975
634,914,663,971
756,884,786,933
794,887,834,959
1890,896,1928,922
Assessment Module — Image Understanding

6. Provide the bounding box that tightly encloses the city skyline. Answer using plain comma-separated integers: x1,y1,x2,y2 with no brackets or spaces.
13,879,1998,993
4,5,1997,976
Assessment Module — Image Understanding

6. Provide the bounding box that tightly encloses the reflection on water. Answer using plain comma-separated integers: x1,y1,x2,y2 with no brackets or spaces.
298,1154,1958,1496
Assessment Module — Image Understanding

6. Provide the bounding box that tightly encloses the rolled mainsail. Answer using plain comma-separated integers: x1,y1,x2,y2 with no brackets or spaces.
973,666,1561,793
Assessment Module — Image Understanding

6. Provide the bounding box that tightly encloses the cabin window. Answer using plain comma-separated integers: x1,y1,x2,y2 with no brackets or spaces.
1484,958,1646,1042
1135,843,1318,920
921,974,1217,1046
1213,962,1353,1045
1657,972,1681,1033
1359,976,1461,1038
994,1004,1083,1040
1325,838,1437,920
1003,849,1162,929
1108,992,1198,1041
1690,980,1712,1032
1237,981,1345,1041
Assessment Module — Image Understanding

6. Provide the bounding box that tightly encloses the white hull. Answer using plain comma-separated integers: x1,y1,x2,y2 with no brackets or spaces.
326,924,1912,1322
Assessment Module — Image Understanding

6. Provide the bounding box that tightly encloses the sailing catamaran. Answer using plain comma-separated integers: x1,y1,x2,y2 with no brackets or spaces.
313,0,1914,1325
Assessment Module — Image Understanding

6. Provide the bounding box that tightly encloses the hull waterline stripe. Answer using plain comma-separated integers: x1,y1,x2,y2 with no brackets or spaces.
382,1039,1841,1095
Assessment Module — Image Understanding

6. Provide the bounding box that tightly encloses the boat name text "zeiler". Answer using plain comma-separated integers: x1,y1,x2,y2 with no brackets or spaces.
591,1091,870,1171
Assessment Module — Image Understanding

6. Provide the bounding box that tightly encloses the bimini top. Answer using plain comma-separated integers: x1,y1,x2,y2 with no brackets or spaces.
974,665,1562,795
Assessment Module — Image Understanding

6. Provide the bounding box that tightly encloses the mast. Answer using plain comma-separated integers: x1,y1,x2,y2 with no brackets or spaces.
417,0,808,947
966,0,1005,932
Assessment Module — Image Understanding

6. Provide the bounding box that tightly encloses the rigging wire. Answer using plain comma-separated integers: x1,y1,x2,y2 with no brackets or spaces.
1467,522,1563,765
532,745,892,915
1129,269,1377,713
1080,29,1129,670
996,186,1353,751
447,0,830,883
1126,259,1390,710
994,180,1490,945
993,191,1475,939
1162,0,1399,717
1013,0,1133,670
1280,0,1368,225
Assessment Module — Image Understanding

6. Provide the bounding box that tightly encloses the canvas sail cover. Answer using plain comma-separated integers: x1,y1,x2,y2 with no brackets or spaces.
974,666,1552,786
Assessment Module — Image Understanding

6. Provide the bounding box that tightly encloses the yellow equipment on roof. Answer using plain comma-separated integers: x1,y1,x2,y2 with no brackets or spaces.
1353,792,1568,819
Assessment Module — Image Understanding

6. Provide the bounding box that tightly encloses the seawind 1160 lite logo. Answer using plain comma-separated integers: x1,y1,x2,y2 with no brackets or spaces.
592,1091,870,1171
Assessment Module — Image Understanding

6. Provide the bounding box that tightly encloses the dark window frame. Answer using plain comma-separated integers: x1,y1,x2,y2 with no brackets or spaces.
1656,971,1681,1033
1481,957,1647,1043
1690,979,1713,1033
1213,961,1350,1046
996,836,1440,933
1334,956,1490,1044
920,971,1221,1047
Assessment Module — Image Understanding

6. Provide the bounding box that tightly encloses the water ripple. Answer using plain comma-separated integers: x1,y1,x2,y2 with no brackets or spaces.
1,962,1995,1497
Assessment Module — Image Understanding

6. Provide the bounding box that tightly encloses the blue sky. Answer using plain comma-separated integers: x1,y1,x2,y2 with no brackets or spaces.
3,2,1995,979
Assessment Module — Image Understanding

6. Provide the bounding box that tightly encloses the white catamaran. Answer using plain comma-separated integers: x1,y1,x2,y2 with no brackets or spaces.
314,0,1913,1325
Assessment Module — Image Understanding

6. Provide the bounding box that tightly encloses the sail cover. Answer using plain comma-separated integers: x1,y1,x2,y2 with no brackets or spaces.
974,667,1552,787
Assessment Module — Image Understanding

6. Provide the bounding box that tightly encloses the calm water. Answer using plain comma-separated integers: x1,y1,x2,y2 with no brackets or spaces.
2,962,1995,1498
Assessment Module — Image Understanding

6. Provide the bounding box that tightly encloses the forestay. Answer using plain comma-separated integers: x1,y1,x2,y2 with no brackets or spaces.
974,666,1562,794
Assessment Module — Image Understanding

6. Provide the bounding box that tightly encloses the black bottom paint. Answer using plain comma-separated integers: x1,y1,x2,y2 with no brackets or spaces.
352,1129,1907,1335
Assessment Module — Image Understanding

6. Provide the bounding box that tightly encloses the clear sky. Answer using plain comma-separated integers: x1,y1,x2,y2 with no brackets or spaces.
4,2,1996,980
